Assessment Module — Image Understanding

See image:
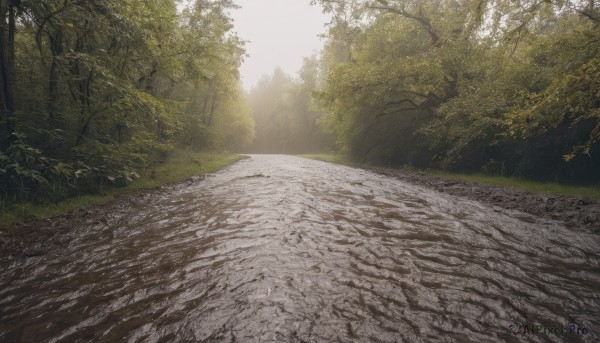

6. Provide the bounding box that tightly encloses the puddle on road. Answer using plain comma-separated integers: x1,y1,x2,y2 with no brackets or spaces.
1,155,599,342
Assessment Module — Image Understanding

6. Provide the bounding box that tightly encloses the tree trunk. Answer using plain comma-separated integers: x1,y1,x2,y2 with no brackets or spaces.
7,0,14,70
0,0,16,150
74,69,94,146
48,56,59,121
205,77,220,127
207,93,217,127
47,29,63,124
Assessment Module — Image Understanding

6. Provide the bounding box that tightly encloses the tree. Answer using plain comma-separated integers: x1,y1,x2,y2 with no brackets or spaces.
0,0,17,150
1,0,253,202
313,0,600,181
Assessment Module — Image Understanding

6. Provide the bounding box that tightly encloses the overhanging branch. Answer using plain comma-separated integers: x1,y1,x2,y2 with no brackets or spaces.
368,0,440,46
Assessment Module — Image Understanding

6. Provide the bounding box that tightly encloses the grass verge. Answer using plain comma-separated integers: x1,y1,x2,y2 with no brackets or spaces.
300,153,600,202
428,170,600,202
0,151,244,229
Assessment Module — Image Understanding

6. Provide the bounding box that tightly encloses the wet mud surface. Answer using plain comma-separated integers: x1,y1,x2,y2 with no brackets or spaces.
1,155,599,342
364,167,600,233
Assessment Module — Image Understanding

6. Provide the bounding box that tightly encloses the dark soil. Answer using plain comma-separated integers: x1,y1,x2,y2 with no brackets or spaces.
0,176,205,259
0,206,105,259
364,166,600,234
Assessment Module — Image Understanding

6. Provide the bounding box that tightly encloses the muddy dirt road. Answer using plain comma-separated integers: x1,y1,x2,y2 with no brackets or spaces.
1,155,599,342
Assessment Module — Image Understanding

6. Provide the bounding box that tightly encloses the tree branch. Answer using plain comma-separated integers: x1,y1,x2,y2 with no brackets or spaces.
368,0,440,46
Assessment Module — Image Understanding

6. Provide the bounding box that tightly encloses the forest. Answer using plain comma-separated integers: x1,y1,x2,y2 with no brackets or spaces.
249,0,599,183
0,0,254,205
310,0,600,182
1,0,600,208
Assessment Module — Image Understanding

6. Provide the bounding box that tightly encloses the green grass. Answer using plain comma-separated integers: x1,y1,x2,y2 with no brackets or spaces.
0,151,244,230
300,153,600,202
428,170,600,202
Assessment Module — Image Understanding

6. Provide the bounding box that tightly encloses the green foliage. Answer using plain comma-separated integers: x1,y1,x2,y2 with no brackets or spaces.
508,35,600,160
1,0,254,205
316,14,445,163
0,135,57,200
313,0,600,182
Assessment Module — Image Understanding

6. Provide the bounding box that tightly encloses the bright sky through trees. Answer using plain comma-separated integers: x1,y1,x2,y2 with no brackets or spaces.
231,1,330,91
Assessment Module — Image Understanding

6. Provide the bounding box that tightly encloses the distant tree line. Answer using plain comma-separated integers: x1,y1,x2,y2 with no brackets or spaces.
309,0,600,182
0,0,254,203
247,58,334,154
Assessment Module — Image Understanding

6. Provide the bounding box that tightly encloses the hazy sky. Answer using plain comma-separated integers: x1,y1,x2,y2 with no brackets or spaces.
231,1,330,91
